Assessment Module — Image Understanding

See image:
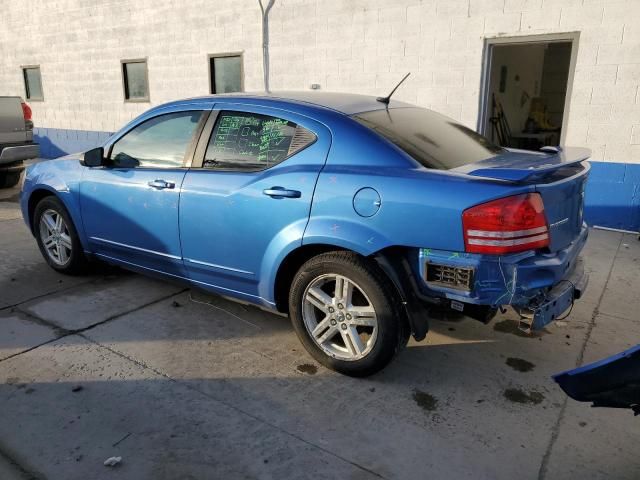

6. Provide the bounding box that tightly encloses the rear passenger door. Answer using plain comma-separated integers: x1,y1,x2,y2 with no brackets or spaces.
179,105,330,303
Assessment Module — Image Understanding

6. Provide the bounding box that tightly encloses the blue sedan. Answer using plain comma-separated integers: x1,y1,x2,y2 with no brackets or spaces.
20,92,590,376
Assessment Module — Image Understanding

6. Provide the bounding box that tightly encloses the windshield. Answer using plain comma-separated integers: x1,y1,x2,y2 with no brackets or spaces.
353,107,504,170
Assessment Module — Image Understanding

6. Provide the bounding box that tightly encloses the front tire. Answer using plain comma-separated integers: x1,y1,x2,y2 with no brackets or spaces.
289,251,408,377
33,196,89,275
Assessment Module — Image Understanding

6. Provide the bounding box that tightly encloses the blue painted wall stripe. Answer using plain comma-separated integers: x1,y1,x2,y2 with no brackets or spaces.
33,127,640,232
34,127,113,159
584,162,640,232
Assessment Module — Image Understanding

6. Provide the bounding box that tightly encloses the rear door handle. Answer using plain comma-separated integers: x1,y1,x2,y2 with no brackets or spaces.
263,186,301,198
148,179,175,190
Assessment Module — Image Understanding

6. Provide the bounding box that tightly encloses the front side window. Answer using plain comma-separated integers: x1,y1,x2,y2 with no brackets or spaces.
353,108,504,170
110,111,203,168
22,66,43,101
203,111,315,171
209,55,243,94
122,60,149,101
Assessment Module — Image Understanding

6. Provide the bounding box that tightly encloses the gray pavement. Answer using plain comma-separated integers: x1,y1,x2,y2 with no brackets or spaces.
1,184,639,479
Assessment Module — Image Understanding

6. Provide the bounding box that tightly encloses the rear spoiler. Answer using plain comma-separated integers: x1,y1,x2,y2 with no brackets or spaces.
459,147,591,183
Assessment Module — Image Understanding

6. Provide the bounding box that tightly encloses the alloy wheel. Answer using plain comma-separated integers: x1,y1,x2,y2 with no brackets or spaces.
39,209,72,266
302,274,378,361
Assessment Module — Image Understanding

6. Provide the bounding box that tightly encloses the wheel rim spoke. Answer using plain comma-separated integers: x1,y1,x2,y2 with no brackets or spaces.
43,236,56,249
311,316,331,338
316,326,339,344
341,326,365,356
350,316,376,328
43,213,56,232
349,306,376,326
306,287,332,312
348,326,365,355
59,233,72,250
334,275,353,304
57,244,68,263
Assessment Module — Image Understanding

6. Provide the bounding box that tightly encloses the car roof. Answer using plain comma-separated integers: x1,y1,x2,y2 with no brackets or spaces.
178,91,413,116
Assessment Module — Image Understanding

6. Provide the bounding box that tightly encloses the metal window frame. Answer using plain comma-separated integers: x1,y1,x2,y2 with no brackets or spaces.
197,109,300,172
121,58,150,103
105,110,209,170
191,108,317,172
21,64,44,102
208,52,244,94
477,32,580,146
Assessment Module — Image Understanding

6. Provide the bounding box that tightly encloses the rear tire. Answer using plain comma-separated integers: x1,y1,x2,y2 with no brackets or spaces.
33,196,89,275
289,251,408,377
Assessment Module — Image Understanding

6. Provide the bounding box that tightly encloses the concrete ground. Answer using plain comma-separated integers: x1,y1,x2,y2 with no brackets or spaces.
1,180,639,480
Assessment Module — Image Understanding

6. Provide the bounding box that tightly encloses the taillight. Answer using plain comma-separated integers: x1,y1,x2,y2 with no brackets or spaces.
463,193,549,254
21,102,32,121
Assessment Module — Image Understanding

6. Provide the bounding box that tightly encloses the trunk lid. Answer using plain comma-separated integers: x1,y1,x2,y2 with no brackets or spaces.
455,147,590,252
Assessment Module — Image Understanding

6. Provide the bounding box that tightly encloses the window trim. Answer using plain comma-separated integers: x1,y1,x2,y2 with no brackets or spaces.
190,109,317,172
121,58,150,103
208,52,244,94
21,65,44,102
105,110,209,170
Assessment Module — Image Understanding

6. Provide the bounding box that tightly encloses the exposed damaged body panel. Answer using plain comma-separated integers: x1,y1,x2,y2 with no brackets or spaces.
554,345,640,415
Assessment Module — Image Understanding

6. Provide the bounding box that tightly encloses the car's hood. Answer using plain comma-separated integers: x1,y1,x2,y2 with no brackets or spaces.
53,152,84,162
26,152,83,172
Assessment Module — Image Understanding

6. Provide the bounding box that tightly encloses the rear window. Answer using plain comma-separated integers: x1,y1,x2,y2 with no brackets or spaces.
353,107,503,170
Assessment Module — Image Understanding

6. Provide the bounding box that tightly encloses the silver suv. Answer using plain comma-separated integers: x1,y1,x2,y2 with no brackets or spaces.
0,96,39,188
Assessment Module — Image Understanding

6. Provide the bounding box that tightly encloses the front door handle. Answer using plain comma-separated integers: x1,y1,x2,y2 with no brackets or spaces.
148,179,175,190
263,186,301,198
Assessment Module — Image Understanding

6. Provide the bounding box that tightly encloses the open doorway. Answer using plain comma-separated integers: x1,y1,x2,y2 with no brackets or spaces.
479,35,577,150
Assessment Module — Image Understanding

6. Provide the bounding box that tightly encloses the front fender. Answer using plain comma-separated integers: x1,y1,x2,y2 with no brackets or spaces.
21,157,88,249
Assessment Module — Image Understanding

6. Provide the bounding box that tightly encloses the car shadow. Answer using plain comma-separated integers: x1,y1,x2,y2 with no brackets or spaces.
1,307,632,480
2,207,628,478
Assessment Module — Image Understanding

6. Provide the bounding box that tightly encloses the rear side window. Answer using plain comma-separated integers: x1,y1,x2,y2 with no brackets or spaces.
110,111,203,168
353,108,503,170
203,111,316,171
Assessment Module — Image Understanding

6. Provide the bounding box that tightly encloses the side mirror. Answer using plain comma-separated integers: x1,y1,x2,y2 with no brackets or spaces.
81,147,105,167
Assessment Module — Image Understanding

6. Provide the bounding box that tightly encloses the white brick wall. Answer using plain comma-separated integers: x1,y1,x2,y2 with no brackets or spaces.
1,0,639,164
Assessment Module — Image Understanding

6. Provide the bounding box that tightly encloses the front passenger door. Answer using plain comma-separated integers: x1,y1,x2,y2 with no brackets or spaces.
80,109,206,276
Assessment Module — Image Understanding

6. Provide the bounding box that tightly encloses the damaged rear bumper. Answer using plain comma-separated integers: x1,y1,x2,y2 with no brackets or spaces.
520,256,588,330
374,226,589,340
410,224,589,330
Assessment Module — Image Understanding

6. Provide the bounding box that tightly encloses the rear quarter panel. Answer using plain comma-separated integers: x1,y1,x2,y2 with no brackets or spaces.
304,118,534,254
